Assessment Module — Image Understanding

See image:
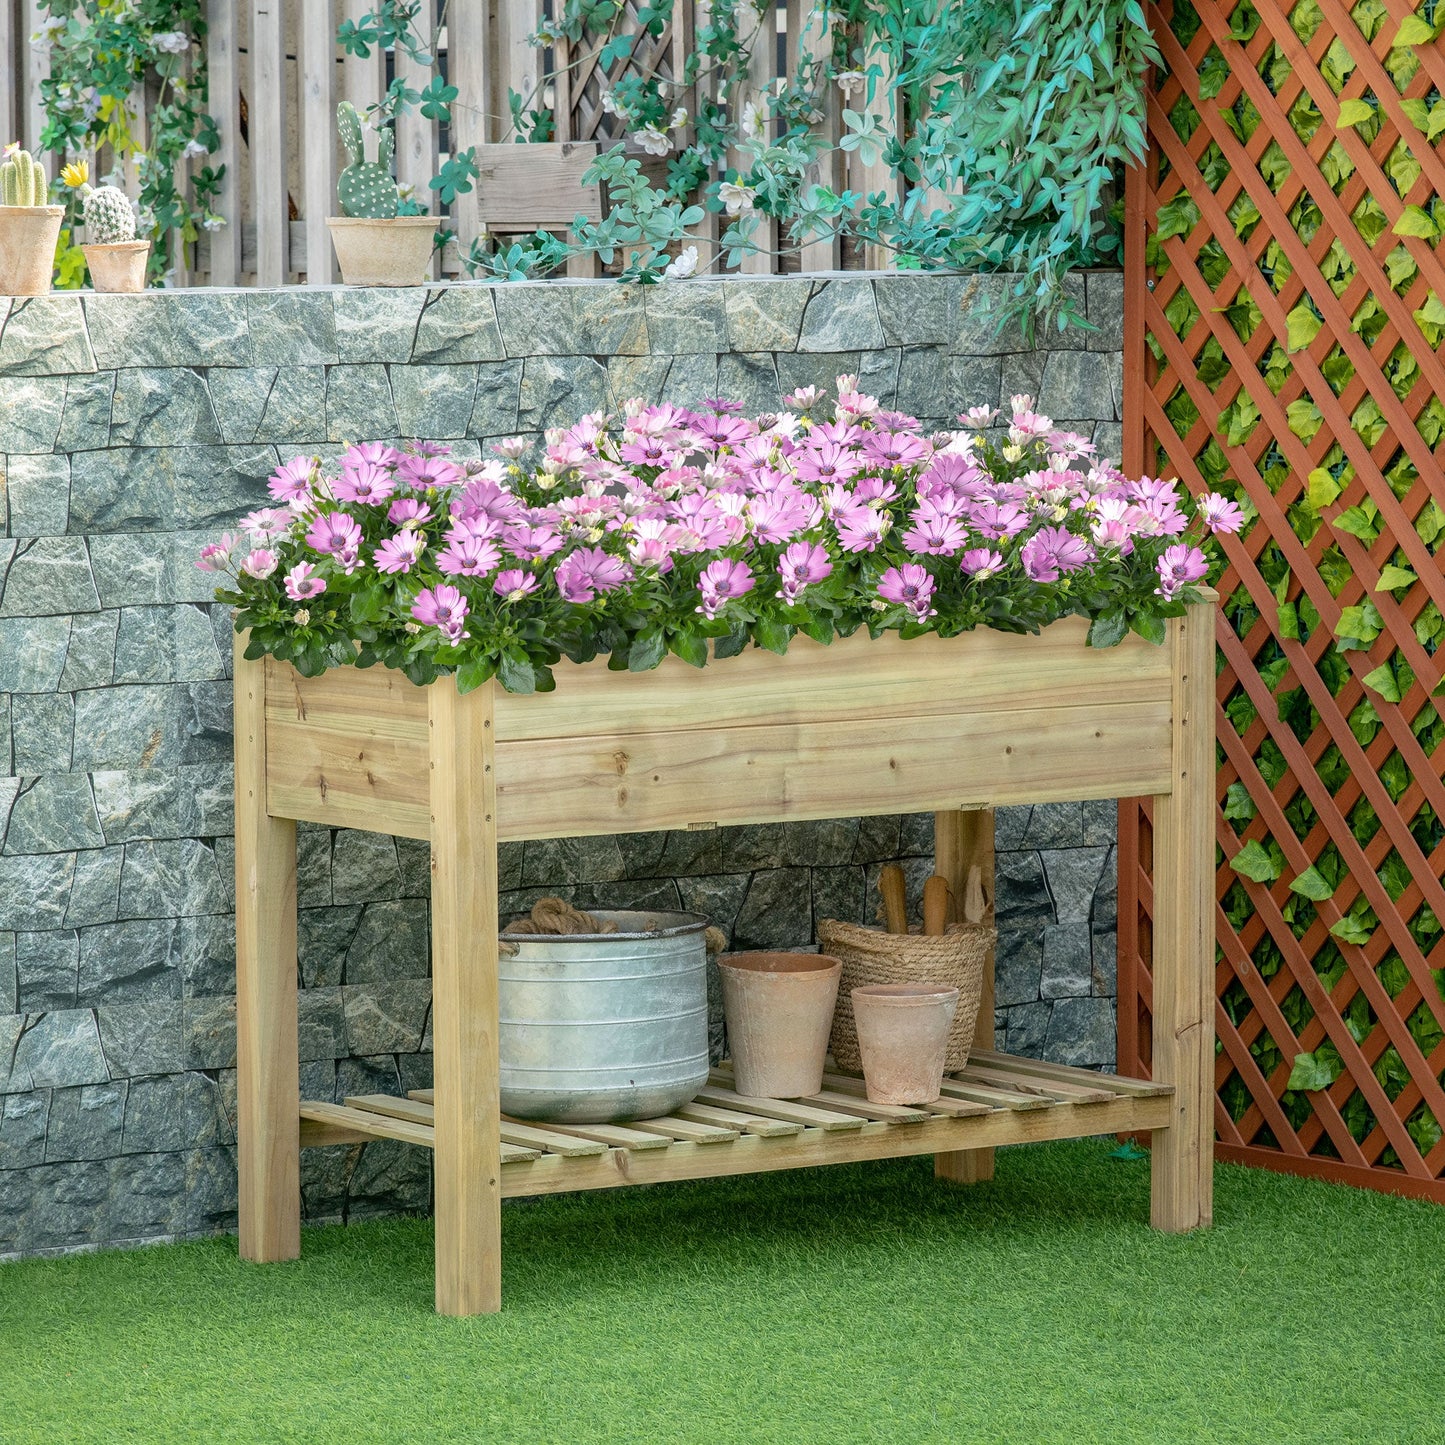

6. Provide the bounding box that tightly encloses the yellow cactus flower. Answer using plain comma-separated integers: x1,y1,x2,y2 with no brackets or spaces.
60,158,89,189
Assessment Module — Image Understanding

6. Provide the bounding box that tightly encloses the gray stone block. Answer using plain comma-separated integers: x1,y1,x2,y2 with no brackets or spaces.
734,867,812,950
298,904,361,988
517,355,610,432
346,900,430,984
1092,930,1117,996
87,532,204,608
0,929,13,1014
209,366,327,445
996,928,1044,1007
4,774,104,854
86,292,252,368
57,370,116,450
390,363,479,439
110,368,221,446
11,692,74,773
1093,421,1123,464
0,852,75,931
119,838,228,920
70,443,278,534
298,986,347,1062
952,276,1027,355
297,826,332,908
896,346,953,421
92,767,180,844
798,279,884,351
0,297,96,375
898,813,934,855
331,829,402,905
410,286,506,364
45,1081,126,1161
607,354,671,407
522,834,626,886
874,274,958,346
180,678,234,764
121,1072,189,1153
853,815,903,863
1043,995,1115,1069
781,819,858,868
676,872,750,940
326,364,400,442
995,850,1053,926
110,1149,187,1244
71,684,181,771
6,1009,109,1092
1020,803,1084,850
1040,922,1093,999
468,360,523,438
810,865,864,932
0,536,99,616
574,877,682,914
1086,271,1125,352
247,291,338,365
644,283,729,353
1083,799,1116,848
723,278,810,351
1092,845,1118,933
664,352,720,408
947,355,1003,416
1038,350,1113,422
496,285,584,356
1000,351,1047,404
0,1091,49,1170
16,928,79,1009
78,917,182,1003
715,352,781,415
183,994,236,1069
396,837,431,897
97,1000,185,1076
5,454,73,536
858,348,900,407
775,351,861,400
335,287,428,363
58,610,118,690
1040,846,1108,923
0,375,65,451
179,912,235,997
0,615,71,691
1004,1000,1051,1057
571,286,650,356
63,846,123,928
185,1145,239,1236
343,978,431,1054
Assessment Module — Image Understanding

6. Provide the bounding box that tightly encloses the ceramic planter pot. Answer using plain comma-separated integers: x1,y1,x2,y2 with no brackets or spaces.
852,984,960,1105
0,205,64,296
326,215,436,286
719,951,842,1099
83,239,150,293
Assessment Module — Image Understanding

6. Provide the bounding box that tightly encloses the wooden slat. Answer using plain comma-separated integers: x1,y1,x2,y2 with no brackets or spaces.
937,1077,1050,1111
953,1064,1114,1105
708,1065,930,1123
816,1070,993,1120
968,1050,1174,1099
497,1095,1176,1198
394,31,438,279
526,1120,672,1151
342,0,385,118
302,1099,434,1148
473,142,602,225
448,0,486,244
674,1101,803,1137
0,0,15,150
501,1120,609,1158
310,1098,541,1162
630,1115,740,1144
22,0,47,156
786,0,842,272
234,635,300,1265
347,1092,435,1127
250,0,288,284
694,1086,864,1132
200,0,244,285
299,0,337,284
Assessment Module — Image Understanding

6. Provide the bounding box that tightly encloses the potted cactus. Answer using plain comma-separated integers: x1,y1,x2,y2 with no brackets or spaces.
0,144,64,296
325,102,436,286
69,163,150,292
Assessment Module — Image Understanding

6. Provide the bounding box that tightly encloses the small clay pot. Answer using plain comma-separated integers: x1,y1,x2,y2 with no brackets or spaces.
83,239,150,293
852,984,960,1105
0,205,64,296
326,215,437,286
719,951,842,1099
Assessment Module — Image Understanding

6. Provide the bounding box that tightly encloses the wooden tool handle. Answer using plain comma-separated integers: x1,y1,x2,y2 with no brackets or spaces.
922,875,950,936
963,864,987,924
879,864,909,934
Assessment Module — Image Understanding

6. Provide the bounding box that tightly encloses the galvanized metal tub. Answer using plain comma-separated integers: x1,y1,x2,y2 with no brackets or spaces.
498,909,710,1124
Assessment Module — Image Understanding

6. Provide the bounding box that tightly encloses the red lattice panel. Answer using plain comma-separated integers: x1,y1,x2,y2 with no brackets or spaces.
1121,0,1445,1200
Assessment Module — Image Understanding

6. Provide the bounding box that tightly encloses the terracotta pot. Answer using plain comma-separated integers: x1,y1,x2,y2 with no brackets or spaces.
83,239,150,293
851,984,960,1105
0,205,64,296
326,215,436,286
719,951,842,1098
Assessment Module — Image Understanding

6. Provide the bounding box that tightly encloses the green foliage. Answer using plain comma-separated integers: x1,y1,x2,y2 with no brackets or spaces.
35,2,222,284
335,102,400,219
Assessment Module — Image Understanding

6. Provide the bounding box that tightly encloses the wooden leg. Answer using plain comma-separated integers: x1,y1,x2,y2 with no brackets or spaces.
428,677,502,1315
234,636,301,1262
1149,604,1215,1231
933,808,997,1186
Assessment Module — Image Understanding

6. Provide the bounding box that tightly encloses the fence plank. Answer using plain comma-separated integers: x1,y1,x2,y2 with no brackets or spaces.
250,0,288,284
448,2,487,250
787,0,842,273
394,20,438,280
204,0,243,284
299,0,337,283
730,0,779,274
0,0,16,150
23,0,48,157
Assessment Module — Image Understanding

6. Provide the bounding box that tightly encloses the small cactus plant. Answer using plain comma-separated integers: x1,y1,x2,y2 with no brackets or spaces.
336,102,399,219
82,184,137,244
1,147,48,207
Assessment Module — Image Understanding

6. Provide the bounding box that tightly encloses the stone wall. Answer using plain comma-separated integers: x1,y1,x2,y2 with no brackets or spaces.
0,271,1124,1256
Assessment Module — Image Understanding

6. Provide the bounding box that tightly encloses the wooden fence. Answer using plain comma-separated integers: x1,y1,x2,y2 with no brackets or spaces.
0,0,898,286
1122,0,1445,1201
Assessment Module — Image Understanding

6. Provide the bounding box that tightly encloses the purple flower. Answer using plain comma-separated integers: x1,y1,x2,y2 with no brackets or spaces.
374,532,427,574
341,441,400,472
503,522,564,562
436,534,502,578
959,548,1005,579
333,462,396,505
901,501,968,556
305,512,363,559
411,584,469,643
494,569,539,602
284,562,325,601
696,558,754,619
965,499,1028,540
554,547,632,603
387,497,434,529
196,533,238,573
1020,525,1093,583
1198,492,1246,534
267,455,314,503
777,541,832,603
240,506,292,540
878,564,937,620
398,454,461,489
241,548,278,580
1156,544,1209,600
834,503,889,553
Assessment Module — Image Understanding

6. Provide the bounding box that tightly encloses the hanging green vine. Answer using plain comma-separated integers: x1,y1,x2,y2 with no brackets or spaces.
34,0,223,287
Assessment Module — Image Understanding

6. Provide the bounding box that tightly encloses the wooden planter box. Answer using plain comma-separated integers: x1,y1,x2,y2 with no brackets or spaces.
234,602,1216,1316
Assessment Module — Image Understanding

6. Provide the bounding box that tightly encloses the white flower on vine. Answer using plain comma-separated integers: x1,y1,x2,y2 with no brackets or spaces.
668,106,688,131
718,180,756,215
29,16,65,51
740,100,765,140
181,139,209,160
201,215,224,232
836,70,866,96
663,245,698,279
631,125,671,157
601,92,634,125
152,31,190,54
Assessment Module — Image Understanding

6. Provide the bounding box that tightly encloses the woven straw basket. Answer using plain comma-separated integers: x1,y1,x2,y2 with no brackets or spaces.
818,918,994,1072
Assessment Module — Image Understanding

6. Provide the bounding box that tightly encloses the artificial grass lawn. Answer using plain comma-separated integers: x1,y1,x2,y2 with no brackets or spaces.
2,1141,1442,1444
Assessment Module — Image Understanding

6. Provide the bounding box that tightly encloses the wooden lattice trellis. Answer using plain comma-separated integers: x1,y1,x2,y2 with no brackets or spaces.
1122,0,1445,1199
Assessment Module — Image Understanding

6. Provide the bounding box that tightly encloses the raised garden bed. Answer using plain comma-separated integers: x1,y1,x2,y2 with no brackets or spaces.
234,604,1216,1316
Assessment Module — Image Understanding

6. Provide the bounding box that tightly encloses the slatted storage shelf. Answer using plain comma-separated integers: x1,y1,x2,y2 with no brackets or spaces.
234,602,1217,1315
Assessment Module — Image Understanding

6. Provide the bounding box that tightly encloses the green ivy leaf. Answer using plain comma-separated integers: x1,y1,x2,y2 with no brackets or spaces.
1335,98,1375,128
1395,12,1437,45
455,656,496,694
1287,1050,1342,1091
1376,565,1417,591
1362,662,1403,703
1289,866,1336,901
1231,838,1282,883
1393,204,1440,241
1286,304,1322,351
1330,914,1375,946
754,618,793,655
